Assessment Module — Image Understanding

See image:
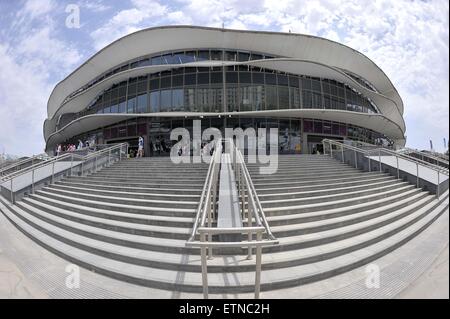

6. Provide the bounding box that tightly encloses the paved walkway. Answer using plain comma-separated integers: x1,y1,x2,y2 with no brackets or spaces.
0,199,448,299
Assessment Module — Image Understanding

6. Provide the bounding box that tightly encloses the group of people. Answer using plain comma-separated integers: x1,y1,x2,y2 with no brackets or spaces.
56,140,91,156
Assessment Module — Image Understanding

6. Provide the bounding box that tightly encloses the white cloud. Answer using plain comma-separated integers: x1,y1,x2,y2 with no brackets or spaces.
0,0,83,156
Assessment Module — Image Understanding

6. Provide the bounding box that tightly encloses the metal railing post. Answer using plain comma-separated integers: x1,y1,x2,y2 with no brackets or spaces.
52,161,55,183
437,171,440,199
354,150,358,169
255,231,262,299
396,156,399,179
207,196,213,260
31,169,35,194
70,153,74,176
200,233,208,299
108,149,111,166
247,197,253,260
341,146,344,163
330,142,333,158
378,149,382,173
416,163,419,188
10,178,14,204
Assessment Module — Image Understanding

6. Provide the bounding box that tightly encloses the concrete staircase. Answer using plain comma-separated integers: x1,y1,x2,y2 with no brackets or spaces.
0,155,448,294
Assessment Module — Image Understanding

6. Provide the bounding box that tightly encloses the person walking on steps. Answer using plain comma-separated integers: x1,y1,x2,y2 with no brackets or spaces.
137,135,144,158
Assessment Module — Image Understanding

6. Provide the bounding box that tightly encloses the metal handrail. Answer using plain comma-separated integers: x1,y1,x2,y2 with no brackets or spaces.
1,153,84,182
234,143,276,240
1,143,128,203
186,138,278,299
1,143,127,182
323,139,449,199
187,140,222,242
369,147,449,175
323,139,449,176
398,147,449,167
0,153,50,177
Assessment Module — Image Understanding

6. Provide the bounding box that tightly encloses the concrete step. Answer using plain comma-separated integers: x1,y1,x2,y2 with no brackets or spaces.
263,187,421,216
257,179,403,200
253,172,388,188
89,173,207,182
266,191,430,225
1,192,446,293
260,182,413,208
2,198,196,254
36,188,198,209
22,196,194,227
250,170,371,182
17,200,191,240
66,176,204,188
255,175,395,194
55,180,202,195
60,179,204,191
48,184,200,201
268,193,435,239
28,192,196,217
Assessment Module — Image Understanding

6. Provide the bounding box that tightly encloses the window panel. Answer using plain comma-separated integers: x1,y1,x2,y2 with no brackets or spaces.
265,73,277,85
184,88,195,112
160,90,171,111
239,72,251,84
304,119,313,133
314,120,323,134
197,72,209,85
151,56,164,65
277,74,288,86
252,72,264,84
210,72,222,84
289,75,299,88
197,50,209,60
136,94,148,113
265,86,278,110
289,87,300,108
172,75,183,87
127,97,136,113
210,50,223,61
278,86,289,109
226,72,238,83
225,51,237,61
172,89,184,111
238,52,250,62
137,80,147,93
150,91,160,112
160,76,171,89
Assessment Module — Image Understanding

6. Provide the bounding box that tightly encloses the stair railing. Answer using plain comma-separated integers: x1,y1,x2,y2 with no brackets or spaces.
322,139,449,199
1,143,128,204
0,153,50,180
186,138,278,299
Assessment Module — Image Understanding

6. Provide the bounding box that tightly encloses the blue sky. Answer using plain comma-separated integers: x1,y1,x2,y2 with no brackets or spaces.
0,0,448,156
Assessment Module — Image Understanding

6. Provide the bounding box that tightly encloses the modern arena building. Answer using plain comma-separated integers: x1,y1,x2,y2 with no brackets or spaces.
1,26,448,299
44,26,406,156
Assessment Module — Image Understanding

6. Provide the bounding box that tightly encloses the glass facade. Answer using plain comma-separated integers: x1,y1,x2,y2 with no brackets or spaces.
51,47,395,154
62,48,279,104
56,67,379,131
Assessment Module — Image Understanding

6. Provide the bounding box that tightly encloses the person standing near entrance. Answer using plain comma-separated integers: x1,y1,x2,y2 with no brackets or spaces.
137,135,144,158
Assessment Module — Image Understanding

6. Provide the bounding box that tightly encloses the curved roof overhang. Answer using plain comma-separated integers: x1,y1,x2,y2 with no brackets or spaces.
47,26,404,119
45,59,405,141
44,110,405,152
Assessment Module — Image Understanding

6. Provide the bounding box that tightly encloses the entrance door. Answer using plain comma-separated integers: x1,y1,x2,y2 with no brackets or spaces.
149,119,172,156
